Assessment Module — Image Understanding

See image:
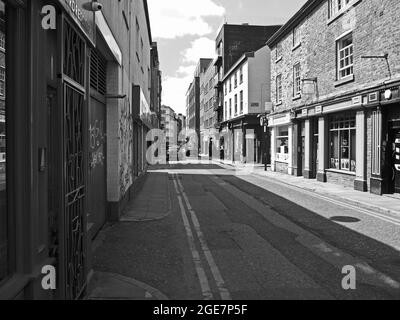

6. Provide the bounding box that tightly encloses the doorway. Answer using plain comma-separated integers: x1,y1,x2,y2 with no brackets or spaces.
388,126,400,194
88,49,107,239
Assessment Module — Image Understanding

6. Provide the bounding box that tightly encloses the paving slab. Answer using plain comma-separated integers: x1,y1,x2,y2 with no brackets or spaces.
121,172,172,222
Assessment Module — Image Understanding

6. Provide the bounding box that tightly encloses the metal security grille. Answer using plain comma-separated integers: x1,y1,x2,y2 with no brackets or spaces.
63,22,85,86
62,20,87,300
64,84,86,300
90,49,107,96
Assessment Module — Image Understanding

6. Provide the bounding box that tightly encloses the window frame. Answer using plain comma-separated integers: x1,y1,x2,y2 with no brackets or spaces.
293,63,301,97
329,114,356,172
276,74,282,104
336,32,354,80
293,25,301,48
240,90,243,114
234,94,238,116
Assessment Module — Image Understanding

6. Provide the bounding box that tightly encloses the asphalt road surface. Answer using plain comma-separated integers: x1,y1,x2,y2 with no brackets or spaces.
93,163,400,300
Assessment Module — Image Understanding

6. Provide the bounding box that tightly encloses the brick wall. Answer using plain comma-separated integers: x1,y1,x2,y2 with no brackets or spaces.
326,171,356,188
271,0,400,113
275,161,289,173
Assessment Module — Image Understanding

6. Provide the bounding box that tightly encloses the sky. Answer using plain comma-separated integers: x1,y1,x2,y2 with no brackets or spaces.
147,0,308,115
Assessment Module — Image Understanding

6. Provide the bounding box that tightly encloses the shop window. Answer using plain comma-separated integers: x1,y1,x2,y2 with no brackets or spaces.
276,126,289,162
337,33,353,80
0,0,7,283
329,114,356,172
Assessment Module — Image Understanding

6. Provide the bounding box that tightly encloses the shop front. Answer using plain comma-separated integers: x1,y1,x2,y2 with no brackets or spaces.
373,85,400,195
269,112,292,174
226,115,263,165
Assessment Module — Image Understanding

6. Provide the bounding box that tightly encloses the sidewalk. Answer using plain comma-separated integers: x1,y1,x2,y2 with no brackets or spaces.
87,272,168,300
87,171,172,300
215,160,400,218
121,172,172,222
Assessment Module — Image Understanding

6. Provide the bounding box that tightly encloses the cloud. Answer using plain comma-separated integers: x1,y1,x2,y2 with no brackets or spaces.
161,36,217,114
183,37,216,63
162,75,192,115
148,0,225,39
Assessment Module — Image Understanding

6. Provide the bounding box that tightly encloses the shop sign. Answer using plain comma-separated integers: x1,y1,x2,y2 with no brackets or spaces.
384,89,392,100
269,113,291,127
368,92,378,103
59,0,96,45
352,96,362,105
301,109,308,117
315,105,322,114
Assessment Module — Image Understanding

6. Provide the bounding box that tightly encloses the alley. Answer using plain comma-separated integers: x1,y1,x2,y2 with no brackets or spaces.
91,163,400,300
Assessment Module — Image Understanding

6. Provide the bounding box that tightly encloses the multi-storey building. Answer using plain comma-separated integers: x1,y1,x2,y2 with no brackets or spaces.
0,0,157,300
200,60,217,158
267,0,400,196
186,59,212,157
213,24,281,159
161,105,179,161
221,45,272,164
151,42,162,128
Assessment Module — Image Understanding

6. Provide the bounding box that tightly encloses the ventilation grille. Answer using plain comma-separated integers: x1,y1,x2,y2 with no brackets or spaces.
90,49,107,96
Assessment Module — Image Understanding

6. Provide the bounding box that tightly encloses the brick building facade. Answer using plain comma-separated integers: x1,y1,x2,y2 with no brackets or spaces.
267,0,400,195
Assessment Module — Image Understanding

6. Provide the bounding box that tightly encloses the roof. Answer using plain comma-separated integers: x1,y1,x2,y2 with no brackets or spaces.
143,0,153,45
223,51,255,82
266,0,324,47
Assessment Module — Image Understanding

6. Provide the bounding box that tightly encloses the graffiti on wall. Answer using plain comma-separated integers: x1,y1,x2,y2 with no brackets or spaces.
119,98,133,196
89,120,105,169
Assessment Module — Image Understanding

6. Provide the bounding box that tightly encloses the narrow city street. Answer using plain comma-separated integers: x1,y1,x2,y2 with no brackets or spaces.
91,163,400,300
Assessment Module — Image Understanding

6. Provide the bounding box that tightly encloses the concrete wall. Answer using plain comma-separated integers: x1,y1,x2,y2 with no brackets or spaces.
248,46,271,114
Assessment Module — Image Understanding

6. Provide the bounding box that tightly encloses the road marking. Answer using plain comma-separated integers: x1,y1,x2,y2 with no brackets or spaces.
172,176,213,300
245,173,400,227
175,174,232,300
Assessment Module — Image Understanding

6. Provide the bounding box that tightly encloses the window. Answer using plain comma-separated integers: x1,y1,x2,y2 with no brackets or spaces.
240,91,243,114
276,74,282,104
239,66,243,84
234,94,238,115
229,78,232,92
0,0,7,283
224,83,227,96
293,25,301,47
276,126,289,162
329,114,356,172
234,72,237,88
224,101,227,120
135,18,140,60
276,43,282,61
329,0,352,18
0,33,4,51
293,63,301,96
229,98,232,118
337,33,353,79
0,68,4,96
